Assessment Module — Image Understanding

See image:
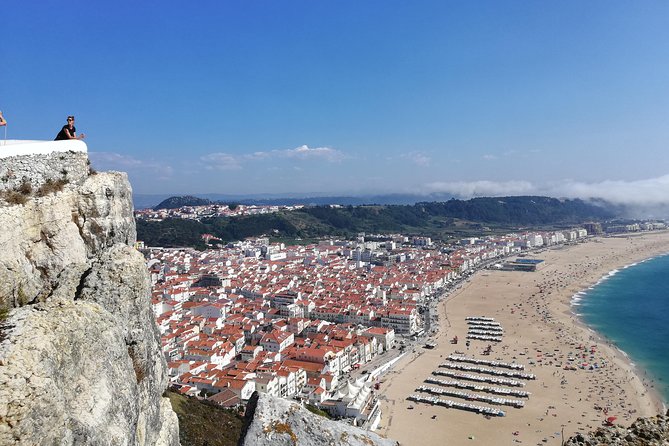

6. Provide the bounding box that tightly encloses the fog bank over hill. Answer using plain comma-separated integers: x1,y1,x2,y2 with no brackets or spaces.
424,175,669,218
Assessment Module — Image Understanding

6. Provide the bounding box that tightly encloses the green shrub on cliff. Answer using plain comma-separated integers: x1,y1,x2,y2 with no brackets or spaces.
167,391,243,446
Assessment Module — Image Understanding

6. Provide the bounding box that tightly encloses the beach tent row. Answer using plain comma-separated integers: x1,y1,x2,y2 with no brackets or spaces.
433,369,526,387
466,320,501,327
407,394,506,417
447,354,524,370
424,377,531,398
467,323,503,332
416,385,525,408
466,316,504,342
468,330,504,338
466,333,503,342
439,362,536,380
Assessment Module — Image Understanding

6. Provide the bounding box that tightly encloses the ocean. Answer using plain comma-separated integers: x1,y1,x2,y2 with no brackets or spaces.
571,253,669,402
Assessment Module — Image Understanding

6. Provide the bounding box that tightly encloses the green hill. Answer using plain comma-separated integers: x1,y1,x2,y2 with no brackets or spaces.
154,195,213,210
137,196,615,248
167,391,243,446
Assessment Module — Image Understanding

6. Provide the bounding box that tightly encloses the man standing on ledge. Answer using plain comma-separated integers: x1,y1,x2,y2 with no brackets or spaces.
55,115,85,140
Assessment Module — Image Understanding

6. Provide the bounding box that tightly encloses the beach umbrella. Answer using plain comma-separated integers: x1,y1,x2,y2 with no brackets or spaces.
606,416,617,423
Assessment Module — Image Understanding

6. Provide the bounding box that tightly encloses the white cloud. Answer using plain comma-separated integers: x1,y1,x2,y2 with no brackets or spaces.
482,154,498,160
424,174,669,207
200,145,345,170
425,180,535,197
551,175,669,205
89,152,144,168
255,145,345,162
200,152,242,170
89,152,173,179
401,151,431,167
247,151,270,160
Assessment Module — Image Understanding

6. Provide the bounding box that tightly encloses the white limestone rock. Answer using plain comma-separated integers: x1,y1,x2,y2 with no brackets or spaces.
0,299,176,445
0,171,135,308
240,393,397,446
0,154,178,445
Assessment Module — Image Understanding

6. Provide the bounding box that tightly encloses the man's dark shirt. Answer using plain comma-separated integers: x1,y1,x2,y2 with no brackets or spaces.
55,125,76,141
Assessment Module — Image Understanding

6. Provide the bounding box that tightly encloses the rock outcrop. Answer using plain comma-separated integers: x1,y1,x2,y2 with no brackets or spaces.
565,411,669,446
239,392,397,446
0,151,179,445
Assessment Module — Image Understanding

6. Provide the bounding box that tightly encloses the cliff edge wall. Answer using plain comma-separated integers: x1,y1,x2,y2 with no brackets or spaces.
0,150,179,445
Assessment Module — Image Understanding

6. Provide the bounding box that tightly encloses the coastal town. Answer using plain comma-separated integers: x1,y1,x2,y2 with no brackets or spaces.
5,2,669,444
135,202,304,222
146,223,606,428
3,145,668,446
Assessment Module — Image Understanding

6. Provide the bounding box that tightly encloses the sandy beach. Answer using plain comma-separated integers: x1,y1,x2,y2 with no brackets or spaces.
378,231,669,446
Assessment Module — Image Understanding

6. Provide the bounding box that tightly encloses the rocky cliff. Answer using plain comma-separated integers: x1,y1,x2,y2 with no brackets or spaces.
0,150,179,445
565,411,669,446
239,393,397,446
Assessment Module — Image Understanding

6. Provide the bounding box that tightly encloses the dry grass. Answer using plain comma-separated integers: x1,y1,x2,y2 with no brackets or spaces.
0,307,10,343
36,178,69,197
17,180,32,195
2,190,29,205
1,180,33,205
1,177,69,204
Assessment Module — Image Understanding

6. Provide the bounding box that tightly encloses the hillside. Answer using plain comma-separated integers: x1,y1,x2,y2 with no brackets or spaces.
167,391,243,446
138,196,615,248
154,195,213,210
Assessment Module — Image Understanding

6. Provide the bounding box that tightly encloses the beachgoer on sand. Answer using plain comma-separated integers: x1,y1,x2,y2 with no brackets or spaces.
55,115,85,140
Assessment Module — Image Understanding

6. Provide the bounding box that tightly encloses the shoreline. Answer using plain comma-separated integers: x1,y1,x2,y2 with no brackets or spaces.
377,232,669,446
568,251,669,412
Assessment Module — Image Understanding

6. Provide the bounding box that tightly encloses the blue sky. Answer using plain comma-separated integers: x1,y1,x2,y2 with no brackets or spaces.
3,1,669,205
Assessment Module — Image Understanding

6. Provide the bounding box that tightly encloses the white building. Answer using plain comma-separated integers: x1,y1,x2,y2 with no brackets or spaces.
321,378,380,427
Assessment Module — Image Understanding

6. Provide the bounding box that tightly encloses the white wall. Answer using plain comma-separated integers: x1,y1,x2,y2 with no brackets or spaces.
0,139,87,158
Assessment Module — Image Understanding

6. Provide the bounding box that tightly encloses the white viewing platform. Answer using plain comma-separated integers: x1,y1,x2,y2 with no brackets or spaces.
0,139,88,159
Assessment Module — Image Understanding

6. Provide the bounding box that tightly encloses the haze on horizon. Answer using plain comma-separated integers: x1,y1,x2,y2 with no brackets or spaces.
3,1,669,212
